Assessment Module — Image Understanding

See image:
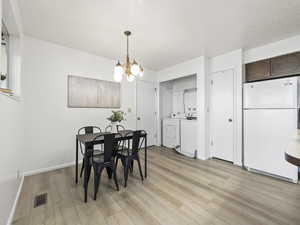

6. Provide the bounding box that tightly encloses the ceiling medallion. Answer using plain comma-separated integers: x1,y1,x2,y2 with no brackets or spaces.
114,31,143,82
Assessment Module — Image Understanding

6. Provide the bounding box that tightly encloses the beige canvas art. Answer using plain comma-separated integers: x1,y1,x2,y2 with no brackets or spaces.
68,75,121,108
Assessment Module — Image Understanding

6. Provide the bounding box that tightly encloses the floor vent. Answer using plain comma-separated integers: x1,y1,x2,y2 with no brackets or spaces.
34,193,48,208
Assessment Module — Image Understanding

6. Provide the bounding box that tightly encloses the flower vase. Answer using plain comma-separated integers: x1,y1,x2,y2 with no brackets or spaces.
111,122,118,133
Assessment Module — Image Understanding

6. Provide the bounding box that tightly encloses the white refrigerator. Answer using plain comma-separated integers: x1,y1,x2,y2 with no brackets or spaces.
244,77,298,182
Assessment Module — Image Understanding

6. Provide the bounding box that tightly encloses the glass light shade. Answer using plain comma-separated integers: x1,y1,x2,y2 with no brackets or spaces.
126,74,135,82
114,64,124,82
139,66,144,77
130,61,140,76
114,72,123,82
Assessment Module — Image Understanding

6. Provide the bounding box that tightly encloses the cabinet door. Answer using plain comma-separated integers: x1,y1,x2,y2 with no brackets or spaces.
246,59,271,82
271,52,300,77
181,121,197,157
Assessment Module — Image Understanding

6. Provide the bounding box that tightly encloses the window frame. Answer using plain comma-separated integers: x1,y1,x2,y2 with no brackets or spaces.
0,20,11,94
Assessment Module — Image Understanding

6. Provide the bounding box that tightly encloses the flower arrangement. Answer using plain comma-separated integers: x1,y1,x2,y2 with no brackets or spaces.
107,110,125,123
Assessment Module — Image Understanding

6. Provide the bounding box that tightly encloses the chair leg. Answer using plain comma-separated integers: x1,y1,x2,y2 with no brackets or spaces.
120,157,125,168
86,162,92,185
136,155,144,182
112,164,119,191
115,156,119,169
130,161,134,174
80,160,85,178
124,159,129,188
106,167,113,179
94,167,103,201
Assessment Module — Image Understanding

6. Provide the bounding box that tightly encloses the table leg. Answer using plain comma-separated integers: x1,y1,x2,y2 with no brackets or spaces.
145,135,147,178
75,138,78,184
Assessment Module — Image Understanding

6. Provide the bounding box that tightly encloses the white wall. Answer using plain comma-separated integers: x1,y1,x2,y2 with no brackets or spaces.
157,57,209,160
244,34,300,64
159,81,173,119
21,36,157,173
172,75,197,91
208,49,243,166
0,0,24,225
0,95,23,225
160,75,197,118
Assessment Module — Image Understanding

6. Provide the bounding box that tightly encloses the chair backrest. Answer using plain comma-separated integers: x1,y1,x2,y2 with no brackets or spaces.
132,130,143,155
105,125,112,132
117,124,125,132
138,130,147,149
78,126,101,135
78,126,101,154
118,130,146,156
93,133,115,162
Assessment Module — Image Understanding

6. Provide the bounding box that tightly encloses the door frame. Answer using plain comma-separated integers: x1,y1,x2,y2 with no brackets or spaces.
136,79,159,146
209,69,236,162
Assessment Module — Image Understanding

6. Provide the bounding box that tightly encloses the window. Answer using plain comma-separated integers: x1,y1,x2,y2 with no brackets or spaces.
0,21,10,92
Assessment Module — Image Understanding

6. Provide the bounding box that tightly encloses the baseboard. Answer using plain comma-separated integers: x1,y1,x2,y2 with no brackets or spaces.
23,160,83,177
6,175,24,225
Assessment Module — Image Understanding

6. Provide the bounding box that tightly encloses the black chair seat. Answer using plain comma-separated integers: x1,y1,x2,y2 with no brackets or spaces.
90,149,104,155
117,148,133,156
90,154,114,164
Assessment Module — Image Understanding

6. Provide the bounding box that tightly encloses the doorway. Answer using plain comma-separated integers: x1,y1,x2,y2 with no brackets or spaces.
210,69,234,162
136,80,157,146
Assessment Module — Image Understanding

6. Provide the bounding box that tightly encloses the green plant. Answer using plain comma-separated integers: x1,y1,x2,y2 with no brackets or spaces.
107,110,125,123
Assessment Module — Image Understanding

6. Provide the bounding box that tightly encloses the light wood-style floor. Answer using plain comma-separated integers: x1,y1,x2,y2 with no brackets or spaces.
13,147,300,225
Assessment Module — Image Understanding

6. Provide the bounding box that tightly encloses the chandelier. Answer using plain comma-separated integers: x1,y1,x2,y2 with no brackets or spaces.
114,31,144,82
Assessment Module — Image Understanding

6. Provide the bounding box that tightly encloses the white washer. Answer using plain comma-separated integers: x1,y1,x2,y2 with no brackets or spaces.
162,118,180,151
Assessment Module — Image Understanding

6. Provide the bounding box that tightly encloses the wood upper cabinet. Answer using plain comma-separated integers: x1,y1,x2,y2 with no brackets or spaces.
245,59,271,82
245,51,300,82
271,52,300,77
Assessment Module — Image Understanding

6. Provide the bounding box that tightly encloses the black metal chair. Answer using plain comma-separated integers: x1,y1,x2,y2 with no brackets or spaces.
105,125,112,132
91,133,119,200
115,130,145,187
116,124,126,132
78,126,102,178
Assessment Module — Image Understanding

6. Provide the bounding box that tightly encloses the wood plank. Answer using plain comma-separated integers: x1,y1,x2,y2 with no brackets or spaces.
13,146,300,225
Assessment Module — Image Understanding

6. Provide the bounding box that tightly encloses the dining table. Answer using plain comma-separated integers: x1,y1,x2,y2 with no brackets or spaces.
75,130,148,202
285,130,300,167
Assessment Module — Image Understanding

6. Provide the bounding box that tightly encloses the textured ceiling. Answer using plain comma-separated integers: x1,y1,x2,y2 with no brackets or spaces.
18,0,300,70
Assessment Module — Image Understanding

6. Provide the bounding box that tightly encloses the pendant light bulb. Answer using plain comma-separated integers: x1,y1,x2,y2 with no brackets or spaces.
139,65,144,77
131,60,140,76
127,74,135,82
114,61,124,82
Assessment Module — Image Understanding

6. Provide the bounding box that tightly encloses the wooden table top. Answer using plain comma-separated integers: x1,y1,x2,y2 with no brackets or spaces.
285,130,300,167
76,130,146,144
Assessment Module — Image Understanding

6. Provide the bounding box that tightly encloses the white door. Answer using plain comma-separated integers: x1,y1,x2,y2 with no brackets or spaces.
136,80,157,146
210,70,234,162
244,77,297,109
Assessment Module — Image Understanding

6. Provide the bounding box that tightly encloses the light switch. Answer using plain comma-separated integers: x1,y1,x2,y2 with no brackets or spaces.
128,108,132,113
